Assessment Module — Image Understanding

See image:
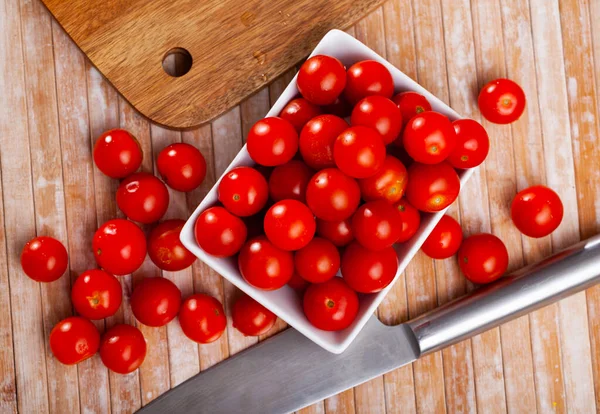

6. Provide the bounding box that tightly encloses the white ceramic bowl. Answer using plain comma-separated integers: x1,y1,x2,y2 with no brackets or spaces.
181,29,474,353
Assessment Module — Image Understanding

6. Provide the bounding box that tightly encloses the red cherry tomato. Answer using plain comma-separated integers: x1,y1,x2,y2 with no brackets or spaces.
194,206,247,257
232,295,277,336
478,78,526,124
268,160,314,203
50,317,100,365
148,219,196,271
93,219,147,276
351,96,402,144
334,126,386,179
392,92,432,127
116,172,169,224
299,114,349,170
352,201,402,251
157,143,206,192
294,237,340,283
288,272,310,292
421,215,463,259
405,162,460,212
306,168,361,221
99,324,147,374
247,117,299,166
344,60,394,105
511,185,564,238
316,218,354,247
447,119,490,169
358,155,407,203
322,96,352,118
458,234,509,284
131,277,182,327
393,198,421,243
297,55,347,105
71,270,122,320
218,166,269,217
93,129,142,179
279,98,323,133
264,200,316,251
179,294,226,343
402,112,456,164
238,236,294,290
303,277,359,331
21,236,68,283
341,242,399,293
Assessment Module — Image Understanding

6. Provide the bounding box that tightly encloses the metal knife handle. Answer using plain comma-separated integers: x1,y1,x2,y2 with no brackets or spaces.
408,234,600,356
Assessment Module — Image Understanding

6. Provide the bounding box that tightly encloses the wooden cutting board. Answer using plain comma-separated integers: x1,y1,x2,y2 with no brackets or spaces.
41,0,384,129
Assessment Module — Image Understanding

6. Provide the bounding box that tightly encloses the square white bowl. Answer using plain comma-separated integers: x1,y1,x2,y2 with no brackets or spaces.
180,29,474,354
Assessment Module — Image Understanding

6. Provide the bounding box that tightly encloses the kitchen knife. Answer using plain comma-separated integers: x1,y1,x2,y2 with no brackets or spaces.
138,234,600,414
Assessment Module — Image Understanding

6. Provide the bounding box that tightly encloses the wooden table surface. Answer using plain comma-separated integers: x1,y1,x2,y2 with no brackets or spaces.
1,0,600,413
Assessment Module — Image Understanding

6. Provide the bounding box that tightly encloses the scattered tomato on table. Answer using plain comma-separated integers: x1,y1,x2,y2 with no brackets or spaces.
93,219,147,276
93,129,143,179
478,78,526,124
179,294,227,343
99,324,147,374
116,172,170,224
232,294,277,336
511,185,564,238
21,236,68,282
421,215,463,259
71,269,122,320
157,142,207,192
50,317,100,365
131,277,182,327
148,219,196,271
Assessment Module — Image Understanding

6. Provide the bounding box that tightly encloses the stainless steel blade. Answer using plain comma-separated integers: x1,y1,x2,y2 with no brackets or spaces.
138,318,419,414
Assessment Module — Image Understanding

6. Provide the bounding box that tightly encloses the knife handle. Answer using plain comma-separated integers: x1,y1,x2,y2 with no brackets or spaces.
407,234,600,356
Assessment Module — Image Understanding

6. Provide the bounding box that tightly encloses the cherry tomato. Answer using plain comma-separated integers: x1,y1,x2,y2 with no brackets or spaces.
218,166,269,217
478,78,526,124
299,114,349,170
50,317,100,365
447,119,490,169
131,277,182,327
322,96,352,118
341,242,398,293
358,155,407,203
288,272,310,292
421,215,463,259
93,219,147,276
392,92,432,127
352,201,402,251
238,236,294,290
93,129,142,179
279,98,323,132
71,269,122,320
306,168,361,221
100,324,146,374
402,112,456,164
511,185,563,238
334,126,386,178
268,160,314,203
344,60,394,105
316,218,354,247
232,294,277,336
179,294,226,343
157,143,206,192
405,162,460,212
393,198,421,243
351,96,402,144
247,117,299,166
458,234,509,284
264,200,316,251
303,277,359,331
116,172,169,224
148,219,195,271
294,237,340,283
194,206,247,257
21,236,68,283
297,55,347,105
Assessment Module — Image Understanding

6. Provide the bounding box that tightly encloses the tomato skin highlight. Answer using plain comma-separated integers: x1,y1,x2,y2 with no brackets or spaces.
148,219,196,271
294,237,340,283
511,185,563,238
341,242,399,293
478,78,526,124
447,119,490,169
131,277,182,327
238,236,294,290
93,219,147,276
306,168,361,221
405,162,460,212
303,278,359,331
71,269,122,320
344,60,394,105
263,200,316,251
50,317,100,365
99,324,147,374
358,155,408,203
232,295,277,336
179,294,227,343
393,198,421,243
116,172,169,224
297,55,347,105
316,218,354,247
334,126,386,179
402,111,456,164
458,233,509,284
157,143,206,192
21,236,68,283
247,117,299,166
351,96,403,145
299,114,349,170
279,98,323,133
352,201,403,251
421,215,463,259
218,166,269,217
194,207,247,257
268,160,314,203
93,129,142,179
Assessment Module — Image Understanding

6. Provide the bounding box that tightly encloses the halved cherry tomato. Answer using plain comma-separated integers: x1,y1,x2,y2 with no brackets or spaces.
511,185,563,238
478,78,526,124
268,160,314,203
116,172,169,224
279,98,323,133
264,200,316,251
403,112,456,164
358,155,407,203
316,218,354,247
148,219,196,271
447,119,490,169
232,294,277,336
294,237,340,283
458,233,509,284
157,143,206,192
393,198,421,243
93,219,147,276
352,201,402,251
100,324,147,374
179,294,226,343
299,114,348,170
421,215,463,259
334,126,386,178
131,277,182,327
194,206,247,257
344,60,394,105
247,117,298,166
392,92,432,127
21,236,68,283
238,236,294,290
297,55,347,105
50,317,100,365
303,277,359,331
287,272,310,292
71,269,122,320
218,166,269,217
306,168,361,221
405,162,460,212
351,96,402,145
341,242,398,293
93,129,142,179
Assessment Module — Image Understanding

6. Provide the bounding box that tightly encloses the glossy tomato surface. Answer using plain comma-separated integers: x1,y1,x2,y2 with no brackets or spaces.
157,143,206,192
71,270,122,320
447,119,490,169
179,294,227,343
264,200,316,251
393,198,421,243
334,126,386,179
247,117,298,166
316,218,354,247
268,160,314,203
238,236,294,290
93,219,147,276
402,111,456,164
306,168,361,221
194,206,247,257
299,114,348,170
294,237,340,283
458,233,509,284
116,172,169,224
279,98,323,132
131,277,182,327
297,55,347,105
421,215,463,259
344,60,394,105
358,155,407,203
352,201,402,251
511,185,563,238
341,242,398,293
50,317,100,365
93,129,142,179
218,166,269,217
392,92,432,127
478,78,526,124
232,295,277,336
303,277,359,331
100,324,147,374
21,236,68,283
405,162,460,212
148,219,196,271
351,96,402,145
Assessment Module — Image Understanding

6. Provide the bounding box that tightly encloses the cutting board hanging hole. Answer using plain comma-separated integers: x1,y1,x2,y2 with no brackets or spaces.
162,48,193,77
